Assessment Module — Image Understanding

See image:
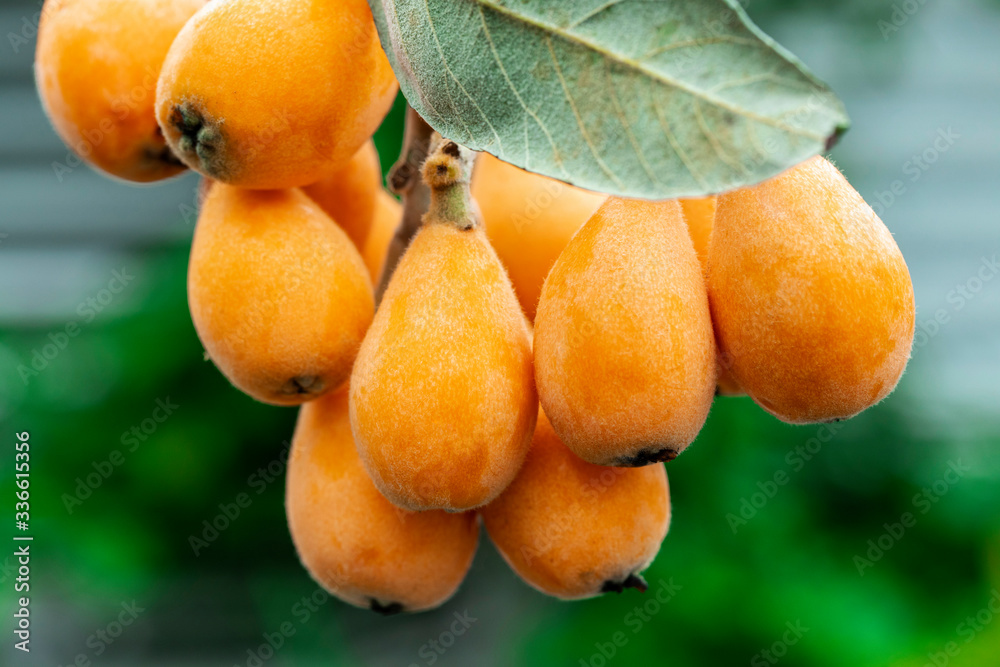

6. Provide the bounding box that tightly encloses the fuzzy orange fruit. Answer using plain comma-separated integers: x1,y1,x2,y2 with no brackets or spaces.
35,0,206,182
707,156,915,423
189,184,373,405
679,197,716,269
481,409,670,599
350,139,537,512
156,0,397,189
287,386,479,614
534,197,717,467
679,196,744,397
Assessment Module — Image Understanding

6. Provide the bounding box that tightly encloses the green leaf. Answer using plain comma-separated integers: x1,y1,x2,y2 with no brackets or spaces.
367,0,850,198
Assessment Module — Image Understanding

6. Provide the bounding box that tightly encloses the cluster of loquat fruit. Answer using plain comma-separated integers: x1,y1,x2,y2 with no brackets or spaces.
35,0,915,614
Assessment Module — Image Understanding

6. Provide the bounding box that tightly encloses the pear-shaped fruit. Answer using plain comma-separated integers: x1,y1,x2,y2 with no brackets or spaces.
287,386,479,614
481,409,670,600
534,197,716,467
350,139,537,512
707,156,915,424
189,185,373,405
35,0,207,182
155,0,397,189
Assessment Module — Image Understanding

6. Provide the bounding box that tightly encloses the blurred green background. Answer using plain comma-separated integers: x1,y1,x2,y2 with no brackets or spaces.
2,0,1000,665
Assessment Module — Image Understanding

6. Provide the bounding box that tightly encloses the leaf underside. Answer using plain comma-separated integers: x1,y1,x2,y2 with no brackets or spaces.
368,0,850,199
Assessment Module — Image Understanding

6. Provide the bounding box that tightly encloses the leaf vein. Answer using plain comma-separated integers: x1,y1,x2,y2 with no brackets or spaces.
693,99,747,176
710,71,819,95
423,0,502,149
649,89,708,191
544,35,624,189
472,0,826,141
568,0,625,29
640,35,764,61
604,60,660,187
477,5,567,175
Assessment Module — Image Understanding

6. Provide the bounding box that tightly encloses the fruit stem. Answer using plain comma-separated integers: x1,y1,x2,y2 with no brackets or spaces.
376,106,434,305
420,135,478,231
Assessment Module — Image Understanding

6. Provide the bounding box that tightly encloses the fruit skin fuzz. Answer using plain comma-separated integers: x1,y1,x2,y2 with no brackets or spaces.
707,156,915,424
302,140,382,250
481,409,670,600
534,197,717,467
349,137,537,512
188,184,374,406
287,386,479,614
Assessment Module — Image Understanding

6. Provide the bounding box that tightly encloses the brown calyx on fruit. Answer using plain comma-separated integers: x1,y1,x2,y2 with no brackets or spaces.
601,573,649,594
614,447,678,468
369,599,404,616
281,376,324,397
169,101,226,178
